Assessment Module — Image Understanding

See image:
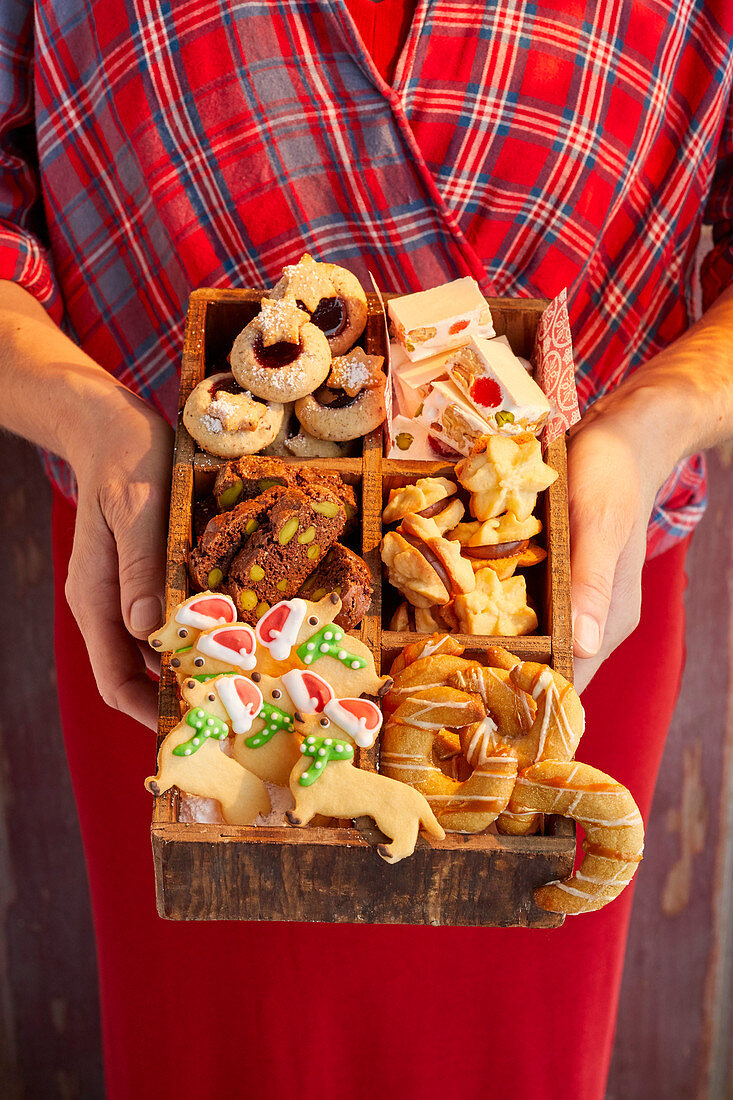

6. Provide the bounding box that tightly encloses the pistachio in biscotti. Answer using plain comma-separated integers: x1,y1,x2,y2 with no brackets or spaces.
278,517,300,545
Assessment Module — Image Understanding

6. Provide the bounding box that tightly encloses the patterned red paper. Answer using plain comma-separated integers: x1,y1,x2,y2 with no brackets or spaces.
533,289,580,444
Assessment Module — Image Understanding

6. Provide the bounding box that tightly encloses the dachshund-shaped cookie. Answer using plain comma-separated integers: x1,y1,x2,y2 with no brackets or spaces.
148,592,238,652
256,595,392,698
145,675,270,825
286,716,445,864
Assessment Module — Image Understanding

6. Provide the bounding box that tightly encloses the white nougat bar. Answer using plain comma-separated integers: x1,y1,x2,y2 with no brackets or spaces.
387,277,495,362
416,378,492,457
446,336,551,436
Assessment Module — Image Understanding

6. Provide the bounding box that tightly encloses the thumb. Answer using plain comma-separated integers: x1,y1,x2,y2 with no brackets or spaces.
112,487,168,640
569,496,632,661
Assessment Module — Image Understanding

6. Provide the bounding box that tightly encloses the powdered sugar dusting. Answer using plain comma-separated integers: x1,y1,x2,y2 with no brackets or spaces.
276,253,337,311
258,297,309,346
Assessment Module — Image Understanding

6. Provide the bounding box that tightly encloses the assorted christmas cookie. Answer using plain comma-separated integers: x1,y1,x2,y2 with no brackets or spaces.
382,476,464,533
230,297,332,403
455,434,557,522
183,371,285,457
294,371,387,441
270,253,368,356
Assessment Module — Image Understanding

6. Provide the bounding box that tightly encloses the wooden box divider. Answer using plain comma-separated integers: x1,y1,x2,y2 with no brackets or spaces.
151,288,576,925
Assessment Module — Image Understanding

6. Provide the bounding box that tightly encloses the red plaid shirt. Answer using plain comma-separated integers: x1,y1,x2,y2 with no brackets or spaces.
1,1,732,555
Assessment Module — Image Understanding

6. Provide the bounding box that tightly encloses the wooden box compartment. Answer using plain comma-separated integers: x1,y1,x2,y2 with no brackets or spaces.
152,289,575,925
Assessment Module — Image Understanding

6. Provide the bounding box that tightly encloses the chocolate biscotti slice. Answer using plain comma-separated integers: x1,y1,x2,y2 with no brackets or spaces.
188,486,286,591
214,456,357,523
225,485,347,623
298,544,373,630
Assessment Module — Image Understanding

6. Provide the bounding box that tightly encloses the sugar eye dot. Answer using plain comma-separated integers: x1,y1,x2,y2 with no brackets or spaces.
308,616,318,626
272,689,281,699
178,628,188,637
319,717,329,727
207,693,216,702
194,658,204,667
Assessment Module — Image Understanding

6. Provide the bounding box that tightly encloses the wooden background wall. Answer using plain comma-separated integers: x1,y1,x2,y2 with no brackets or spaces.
0,433,731,1100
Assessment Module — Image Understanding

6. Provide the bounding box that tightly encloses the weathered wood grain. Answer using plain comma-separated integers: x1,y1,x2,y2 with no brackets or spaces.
607,445,733,1100
0,436,104,1100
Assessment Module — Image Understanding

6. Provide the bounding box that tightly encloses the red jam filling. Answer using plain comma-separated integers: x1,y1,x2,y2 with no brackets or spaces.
253,333,302,368
314,386,358,410
208,375,244,397
469,377,502,408
298,296,347,338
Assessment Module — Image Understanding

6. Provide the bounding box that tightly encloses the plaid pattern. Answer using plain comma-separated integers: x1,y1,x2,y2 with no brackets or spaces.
1,1,731,555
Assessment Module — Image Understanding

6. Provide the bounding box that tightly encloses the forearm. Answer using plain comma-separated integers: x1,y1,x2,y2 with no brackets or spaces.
0,279,153,471
582,284,733,480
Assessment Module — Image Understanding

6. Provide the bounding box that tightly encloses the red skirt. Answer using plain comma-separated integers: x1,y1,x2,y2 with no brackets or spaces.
52,489,689,1100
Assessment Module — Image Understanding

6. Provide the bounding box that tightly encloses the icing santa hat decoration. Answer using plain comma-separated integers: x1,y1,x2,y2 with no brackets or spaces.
282,669,382,748
215,676,263,735
174,593,237,631
282,669,333,714
324,697,382,748
255,598,308,662
195,624,258,670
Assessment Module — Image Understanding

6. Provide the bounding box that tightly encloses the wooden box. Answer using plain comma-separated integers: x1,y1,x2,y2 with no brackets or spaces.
152,288,576,925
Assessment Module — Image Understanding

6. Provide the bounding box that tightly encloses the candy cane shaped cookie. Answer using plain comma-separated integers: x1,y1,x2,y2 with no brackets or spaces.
388,633,466,677
507,760,645,914
383,653,474,716
493,660,585,836
381,688,518,833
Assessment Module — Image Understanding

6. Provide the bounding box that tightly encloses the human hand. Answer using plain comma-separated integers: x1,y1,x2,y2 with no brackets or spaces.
64,391,173,729
567,381,680,693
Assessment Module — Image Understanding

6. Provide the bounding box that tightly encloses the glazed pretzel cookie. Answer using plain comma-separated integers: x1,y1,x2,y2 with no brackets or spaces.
507,761,645,914
389,633,466,677
382,652,474,715
381,687,519,833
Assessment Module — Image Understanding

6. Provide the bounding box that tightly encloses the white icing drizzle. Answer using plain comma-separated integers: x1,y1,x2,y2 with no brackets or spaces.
466,715,499,765
389,681,449,697
426,793,505,804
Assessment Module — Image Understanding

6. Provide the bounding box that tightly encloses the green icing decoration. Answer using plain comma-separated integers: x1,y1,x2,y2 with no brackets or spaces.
173,708,229,757
174,644,193,654
244,702,295,748
298,736,354,786
190,672,238,682
296,625,367,671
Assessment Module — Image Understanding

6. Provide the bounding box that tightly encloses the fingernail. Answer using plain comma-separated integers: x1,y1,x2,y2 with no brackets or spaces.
574,613,601,656
130,596,163,634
